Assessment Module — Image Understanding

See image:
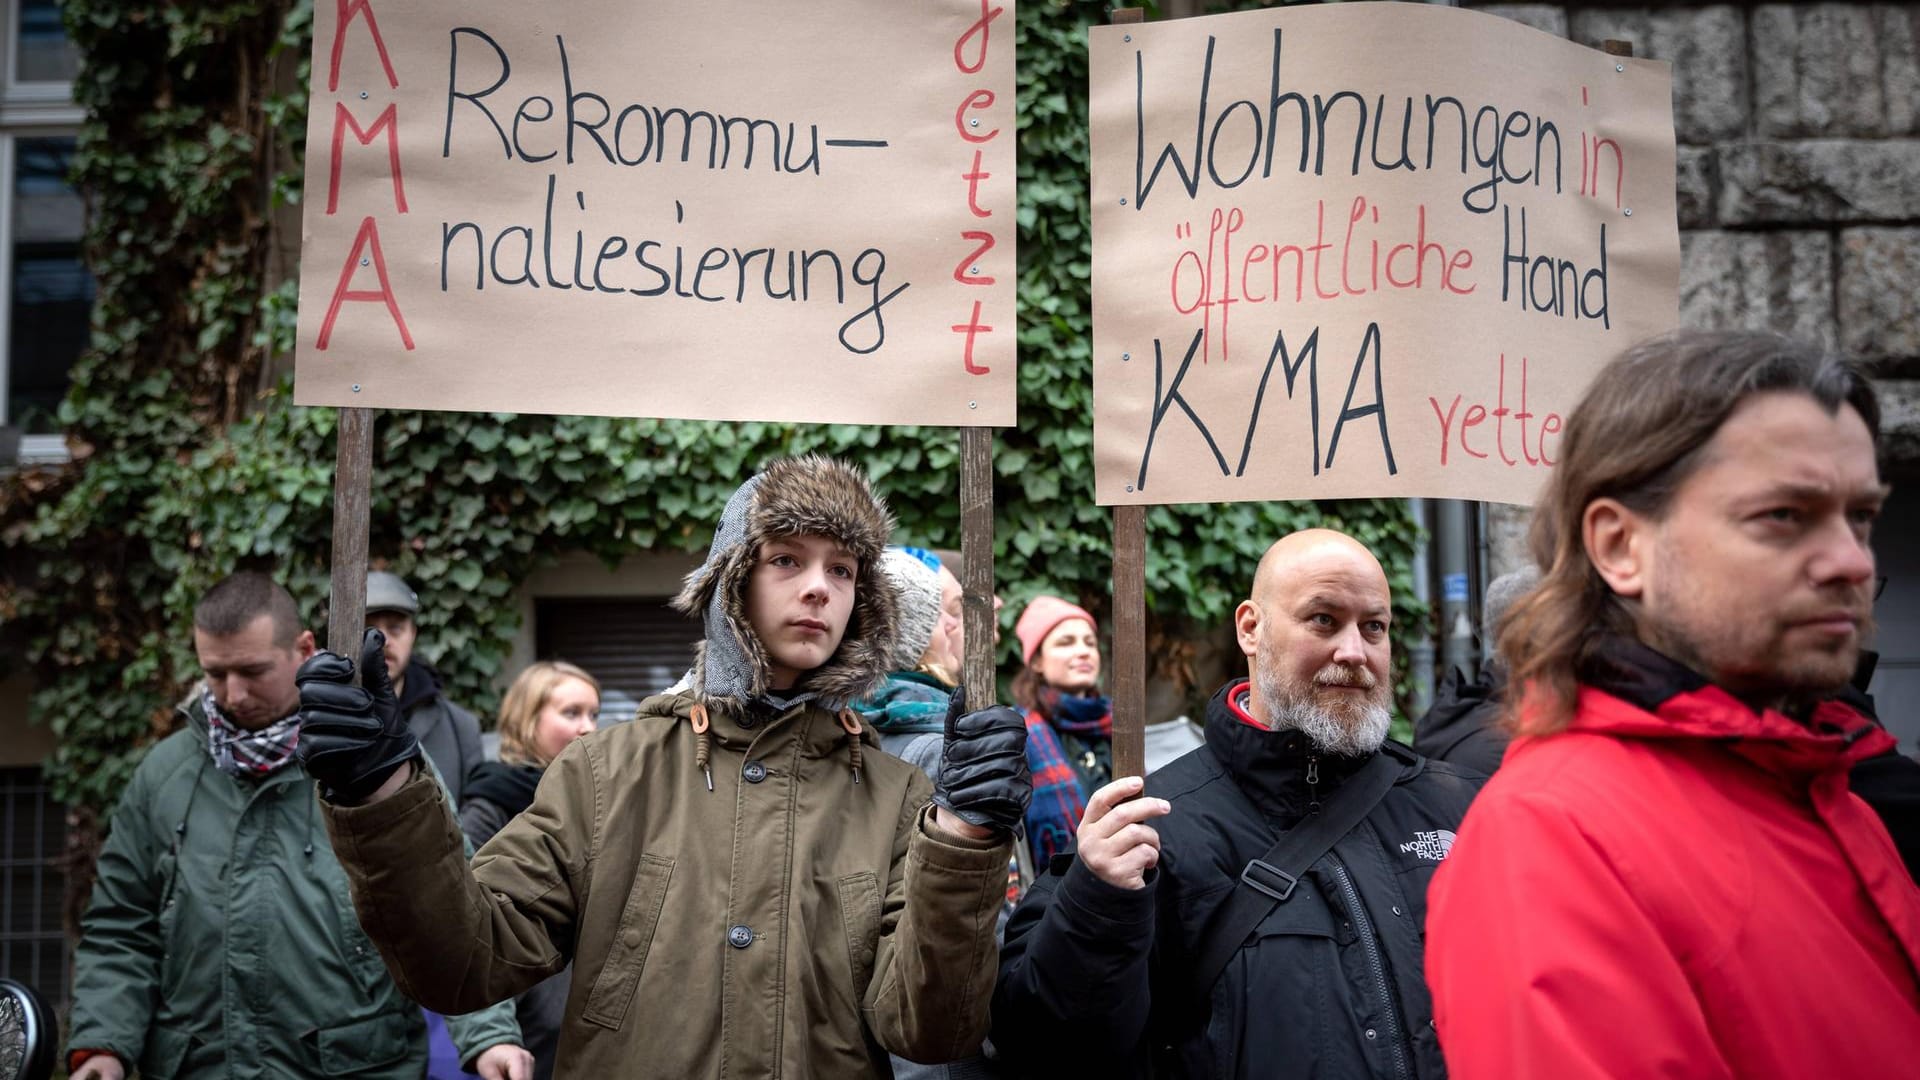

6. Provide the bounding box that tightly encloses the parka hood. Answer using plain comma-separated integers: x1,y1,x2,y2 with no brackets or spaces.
395,657,445,713
176,686,212,744
671,454,898,715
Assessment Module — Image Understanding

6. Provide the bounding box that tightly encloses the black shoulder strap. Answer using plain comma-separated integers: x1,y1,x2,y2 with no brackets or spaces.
1186,750,1402,1002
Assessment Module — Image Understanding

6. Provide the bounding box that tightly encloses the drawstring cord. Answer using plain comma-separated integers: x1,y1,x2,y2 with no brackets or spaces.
304,786,317,861
172,756,211,854
838,709,864,785
690,703,714,792
687,702,866,789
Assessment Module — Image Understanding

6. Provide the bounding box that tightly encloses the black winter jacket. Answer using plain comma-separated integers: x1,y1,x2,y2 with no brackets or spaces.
993,682,1485,1080
397,660,485,805
458,762,568,1080
1411,665,1508,776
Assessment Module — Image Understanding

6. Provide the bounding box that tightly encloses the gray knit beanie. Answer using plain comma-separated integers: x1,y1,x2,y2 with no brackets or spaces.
879,548,944,671
1483,566,1542,662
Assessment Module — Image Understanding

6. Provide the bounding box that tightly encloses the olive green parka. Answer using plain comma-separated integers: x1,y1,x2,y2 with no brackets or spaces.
324,691,1012,1078
323,456,1014,1078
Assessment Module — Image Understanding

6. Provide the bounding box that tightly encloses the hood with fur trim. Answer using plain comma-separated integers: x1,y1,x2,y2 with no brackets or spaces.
671,455,898,714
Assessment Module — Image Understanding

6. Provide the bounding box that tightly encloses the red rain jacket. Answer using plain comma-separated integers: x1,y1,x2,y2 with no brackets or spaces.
1426,641,1920,1079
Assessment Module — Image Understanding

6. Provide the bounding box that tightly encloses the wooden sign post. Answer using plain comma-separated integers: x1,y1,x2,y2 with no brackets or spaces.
1108,8,1149,783
960,429,996,708
326,407,374,657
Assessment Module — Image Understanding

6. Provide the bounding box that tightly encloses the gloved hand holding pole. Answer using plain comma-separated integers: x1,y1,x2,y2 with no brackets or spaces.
296,628,421,804
931,688,1031,836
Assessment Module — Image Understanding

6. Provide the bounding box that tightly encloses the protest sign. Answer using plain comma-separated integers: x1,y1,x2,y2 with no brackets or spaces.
1089,3,1679,506
295,0,1016,426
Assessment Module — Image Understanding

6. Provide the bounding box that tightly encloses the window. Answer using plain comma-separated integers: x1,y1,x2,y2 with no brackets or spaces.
1,0,86,465
0,767,66,1011
13,0,77,85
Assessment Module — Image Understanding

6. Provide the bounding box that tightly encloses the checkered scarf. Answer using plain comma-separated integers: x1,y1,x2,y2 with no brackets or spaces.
203,686,302,778
1021,688,1113,866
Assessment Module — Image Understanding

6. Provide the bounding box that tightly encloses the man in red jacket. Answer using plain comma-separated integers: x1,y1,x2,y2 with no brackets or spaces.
1426,329,1920,1078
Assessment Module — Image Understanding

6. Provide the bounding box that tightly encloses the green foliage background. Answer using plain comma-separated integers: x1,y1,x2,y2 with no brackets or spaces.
2,0,1422,828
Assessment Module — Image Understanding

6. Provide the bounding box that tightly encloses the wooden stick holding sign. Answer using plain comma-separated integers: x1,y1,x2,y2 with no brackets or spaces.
1108,7,1149,784
327,407,374,658
960,428,997,709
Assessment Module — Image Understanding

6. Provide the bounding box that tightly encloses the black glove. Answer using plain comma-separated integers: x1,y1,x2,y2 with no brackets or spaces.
931,688,1031,834
296,628,420,804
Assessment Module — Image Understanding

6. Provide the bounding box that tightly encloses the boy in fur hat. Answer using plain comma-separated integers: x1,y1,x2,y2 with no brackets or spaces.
296,456,1032,1078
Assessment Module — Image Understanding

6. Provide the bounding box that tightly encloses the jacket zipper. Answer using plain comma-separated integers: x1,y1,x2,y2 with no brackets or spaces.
1328,854,1410,1080
1306,755,1321,814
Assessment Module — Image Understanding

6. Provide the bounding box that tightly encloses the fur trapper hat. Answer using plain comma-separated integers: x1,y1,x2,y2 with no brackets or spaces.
671,455,898,713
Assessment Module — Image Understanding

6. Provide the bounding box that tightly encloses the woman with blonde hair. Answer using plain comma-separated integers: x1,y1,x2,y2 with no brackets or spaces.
458,660,600,1080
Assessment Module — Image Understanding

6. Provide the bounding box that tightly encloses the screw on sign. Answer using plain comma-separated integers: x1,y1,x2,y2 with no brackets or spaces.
949,0,1003,376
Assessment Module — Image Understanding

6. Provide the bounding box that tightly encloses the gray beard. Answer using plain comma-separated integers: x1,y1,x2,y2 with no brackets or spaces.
1253,664,1393,757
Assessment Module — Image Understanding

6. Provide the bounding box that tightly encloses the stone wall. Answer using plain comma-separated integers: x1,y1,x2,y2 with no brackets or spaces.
1465,1,1920,575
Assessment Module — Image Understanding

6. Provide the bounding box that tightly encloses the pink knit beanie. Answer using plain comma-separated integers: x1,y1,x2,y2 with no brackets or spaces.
1014,595,1097,665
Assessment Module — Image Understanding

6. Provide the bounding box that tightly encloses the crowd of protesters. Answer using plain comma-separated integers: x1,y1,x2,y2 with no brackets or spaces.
44,329,1920,1078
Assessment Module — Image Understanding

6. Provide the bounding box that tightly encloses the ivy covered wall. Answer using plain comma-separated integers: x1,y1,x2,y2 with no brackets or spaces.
0,0,1421,882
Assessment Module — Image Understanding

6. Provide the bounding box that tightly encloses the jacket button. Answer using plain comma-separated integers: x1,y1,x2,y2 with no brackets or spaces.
742,761,767,783
1365,1028,1377,1040
728,924,754,949
1391,906,1403,917
623,926,644,948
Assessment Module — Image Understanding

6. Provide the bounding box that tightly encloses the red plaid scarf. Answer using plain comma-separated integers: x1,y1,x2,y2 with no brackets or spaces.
203,687,301,778
1021,688,1113,866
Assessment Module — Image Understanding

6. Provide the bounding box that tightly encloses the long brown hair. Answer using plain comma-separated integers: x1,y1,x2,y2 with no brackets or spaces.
1499,330,1880,735
497,660,601,767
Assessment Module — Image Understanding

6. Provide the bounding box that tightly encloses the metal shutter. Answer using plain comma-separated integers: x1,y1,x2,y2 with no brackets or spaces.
533,598,699,702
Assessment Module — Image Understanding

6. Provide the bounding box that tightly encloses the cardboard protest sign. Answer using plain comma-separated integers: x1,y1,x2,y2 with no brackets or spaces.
1090,3,1679,506
295,0,1015,426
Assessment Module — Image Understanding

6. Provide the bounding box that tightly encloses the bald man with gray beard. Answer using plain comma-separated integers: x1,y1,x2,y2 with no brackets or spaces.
993,529,1485,1080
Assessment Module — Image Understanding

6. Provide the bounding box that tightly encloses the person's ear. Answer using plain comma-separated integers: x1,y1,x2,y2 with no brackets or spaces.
1234,599,1262,660
294,629,317,661
1583,498,1649,599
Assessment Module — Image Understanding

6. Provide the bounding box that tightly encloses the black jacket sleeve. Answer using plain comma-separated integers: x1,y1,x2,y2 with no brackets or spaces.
1850,748,1920,883
991,856,1159,1074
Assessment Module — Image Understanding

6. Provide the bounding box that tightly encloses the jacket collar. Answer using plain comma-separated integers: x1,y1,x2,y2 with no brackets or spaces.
396,658,442,714
177,687,212,745
644,690,881,757
1571,636,1893,779
1203,680,1383,827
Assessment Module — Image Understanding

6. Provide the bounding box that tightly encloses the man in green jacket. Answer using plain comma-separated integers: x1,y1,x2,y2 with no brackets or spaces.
66,571,530,1080
298,455,1033,1078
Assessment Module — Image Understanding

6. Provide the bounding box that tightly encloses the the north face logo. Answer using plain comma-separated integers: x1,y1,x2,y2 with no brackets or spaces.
1399,829,1456,862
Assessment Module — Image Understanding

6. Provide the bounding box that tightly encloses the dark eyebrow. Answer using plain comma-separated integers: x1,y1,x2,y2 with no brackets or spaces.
1744,482,1891,505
